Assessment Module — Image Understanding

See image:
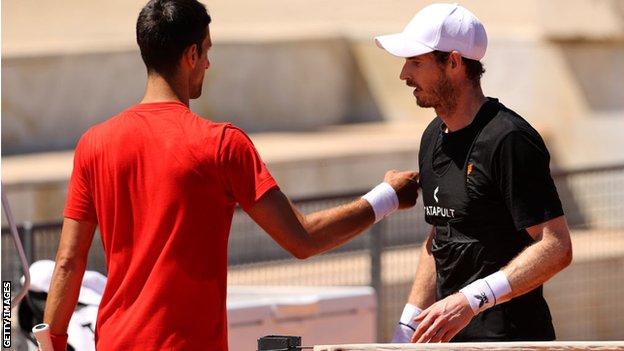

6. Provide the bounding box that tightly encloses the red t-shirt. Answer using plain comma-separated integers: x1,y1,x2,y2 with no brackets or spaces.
64,101,278,350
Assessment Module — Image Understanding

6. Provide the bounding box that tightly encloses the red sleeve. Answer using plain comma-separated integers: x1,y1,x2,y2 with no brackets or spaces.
64,134,98,223
218,125,278,211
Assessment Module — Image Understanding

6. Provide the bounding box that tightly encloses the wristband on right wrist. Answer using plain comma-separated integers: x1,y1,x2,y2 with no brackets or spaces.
362,182,399,223
399,303,422,329
391,303,423,343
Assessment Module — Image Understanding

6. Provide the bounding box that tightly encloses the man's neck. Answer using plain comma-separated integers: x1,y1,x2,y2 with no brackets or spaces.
141,73,189,106
436,85,487,132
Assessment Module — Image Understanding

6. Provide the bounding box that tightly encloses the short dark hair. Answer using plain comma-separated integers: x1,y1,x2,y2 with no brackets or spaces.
431,50,485,85
136,0,211,77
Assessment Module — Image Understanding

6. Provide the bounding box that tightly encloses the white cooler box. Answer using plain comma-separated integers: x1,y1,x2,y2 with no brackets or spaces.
227,286,376,350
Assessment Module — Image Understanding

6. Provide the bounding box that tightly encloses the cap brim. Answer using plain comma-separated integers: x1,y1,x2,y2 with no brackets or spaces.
374,32,434,58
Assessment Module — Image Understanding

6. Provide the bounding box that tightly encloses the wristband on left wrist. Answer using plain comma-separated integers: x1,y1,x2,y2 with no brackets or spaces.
459,271,511,315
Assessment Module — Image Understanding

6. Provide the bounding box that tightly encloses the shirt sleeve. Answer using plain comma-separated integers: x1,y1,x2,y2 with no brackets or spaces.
493,131,564,231
218,126,279,211
64,134,98,223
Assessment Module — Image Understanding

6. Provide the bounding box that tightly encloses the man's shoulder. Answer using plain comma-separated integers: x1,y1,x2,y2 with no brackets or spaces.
423,116,444,136
85,107,237,138
420,116,443,146
484,101,543,146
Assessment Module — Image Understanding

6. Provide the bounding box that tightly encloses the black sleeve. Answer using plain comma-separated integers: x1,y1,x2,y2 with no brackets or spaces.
493,131,564,230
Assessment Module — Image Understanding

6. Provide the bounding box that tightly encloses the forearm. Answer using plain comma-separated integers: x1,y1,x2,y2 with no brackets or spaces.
297,198,375,257
298,176,416,256
407,228,437,308
502,227,572,300
248,170,419,260
460,216,572,311
43,218,96,336
43,256,87,334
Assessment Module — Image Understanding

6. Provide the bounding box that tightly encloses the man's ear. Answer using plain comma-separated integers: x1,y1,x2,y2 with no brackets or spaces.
182,43,199,69
446,51,465,79
449,51,462,70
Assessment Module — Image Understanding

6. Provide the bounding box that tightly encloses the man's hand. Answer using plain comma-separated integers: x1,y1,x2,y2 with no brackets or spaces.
384,170,419,209
411,293,473,343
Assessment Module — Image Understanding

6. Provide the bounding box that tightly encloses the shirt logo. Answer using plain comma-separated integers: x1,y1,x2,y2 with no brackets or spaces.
424,206,456,218
467,163,474,175
425,186,455,218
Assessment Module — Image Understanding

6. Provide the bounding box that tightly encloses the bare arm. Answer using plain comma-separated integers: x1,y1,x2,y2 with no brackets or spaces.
407,227,437,309
247,190,374,259
246,170,419,259
43,218,96,336
502,215,572,300
412,215,573,343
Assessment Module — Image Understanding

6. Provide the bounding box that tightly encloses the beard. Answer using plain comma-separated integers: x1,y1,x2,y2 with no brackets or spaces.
413,74,457,114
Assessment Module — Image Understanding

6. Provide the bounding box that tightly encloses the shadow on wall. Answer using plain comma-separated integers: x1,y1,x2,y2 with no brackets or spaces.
557,40,624,114
198,38,383,132
1,37,383,155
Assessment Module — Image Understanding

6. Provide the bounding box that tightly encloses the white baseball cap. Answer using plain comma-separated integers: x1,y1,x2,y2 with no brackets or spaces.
375,3,487,60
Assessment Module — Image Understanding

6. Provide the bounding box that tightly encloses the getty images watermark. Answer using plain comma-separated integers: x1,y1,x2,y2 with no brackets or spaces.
2,281,11,348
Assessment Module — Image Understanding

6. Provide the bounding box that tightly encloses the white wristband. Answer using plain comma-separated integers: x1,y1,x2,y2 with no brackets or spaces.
391,304,422,343
459,271,511,315
362,182,399,223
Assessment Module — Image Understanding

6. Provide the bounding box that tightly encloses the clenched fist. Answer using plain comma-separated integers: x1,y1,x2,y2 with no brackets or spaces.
384,170,420,209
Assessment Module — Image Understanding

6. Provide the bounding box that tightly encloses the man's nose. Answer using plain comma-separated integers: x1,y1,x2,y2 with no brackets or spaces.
399,61,410,81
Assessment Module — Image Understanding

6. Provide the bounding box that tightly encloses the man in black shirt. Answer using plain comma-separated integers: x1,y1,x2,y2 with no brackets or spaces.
375,3,573,343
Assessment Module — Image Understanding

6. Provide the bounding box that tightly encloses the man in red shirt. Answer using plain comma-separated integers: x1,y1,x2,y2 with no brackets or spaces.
42,1,419,350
